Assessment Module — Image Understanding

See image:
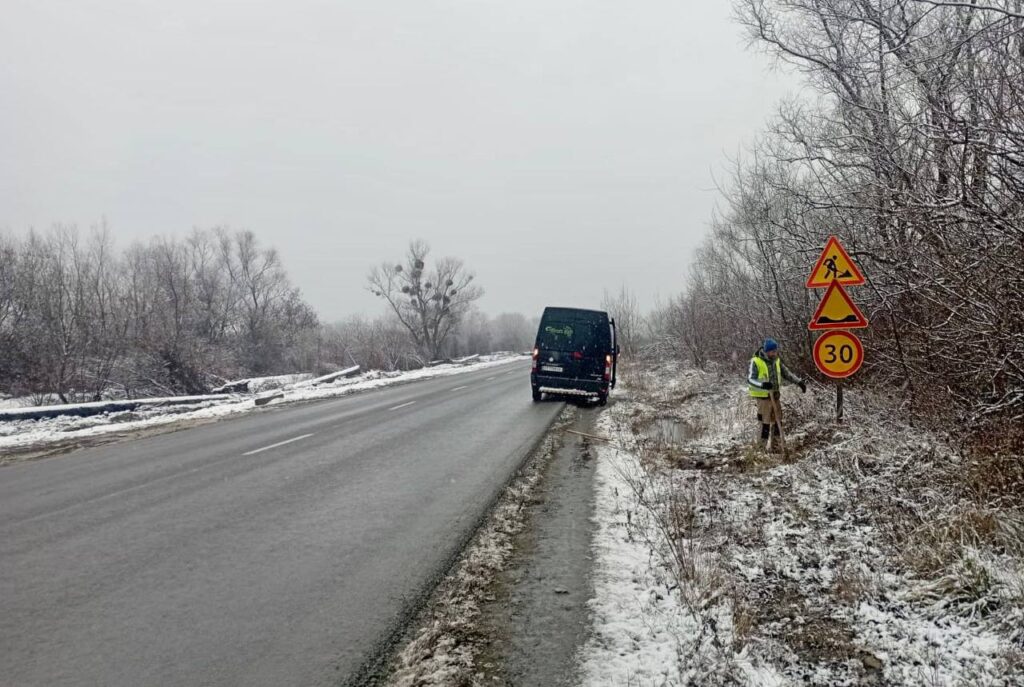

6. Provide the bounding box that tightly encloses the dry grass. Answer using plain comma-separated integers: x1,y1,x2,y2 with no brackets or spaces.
729,594,757,651
963,449,1024,509
607,357,1024,684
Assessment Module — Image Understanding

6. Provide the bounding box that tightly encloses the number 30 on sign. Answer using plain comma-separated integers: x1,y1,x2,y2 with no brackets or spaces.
813,331,864,379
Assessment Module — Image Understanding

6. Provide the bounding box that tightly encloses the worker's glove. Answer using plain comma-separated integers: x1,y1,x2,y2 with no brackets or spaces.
761,381,774,390
799,381,807,393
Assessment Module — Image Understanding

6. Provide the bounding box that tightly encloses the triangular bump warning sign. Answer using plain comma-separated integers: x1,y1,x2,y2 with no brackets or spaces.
806,235,866,288
808,282,869,330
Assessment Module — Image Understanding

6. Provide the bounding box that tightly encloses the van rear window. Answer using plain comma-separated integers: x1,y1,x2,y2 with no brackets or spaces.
537,321,605,352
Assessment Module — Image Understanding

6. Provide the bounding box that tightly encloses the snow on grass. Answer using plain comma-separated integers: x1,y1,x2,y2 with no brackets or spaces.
0,393,63,409
577,412,690,686
578,360,1024,686
0,354,525,455
578,385,766,686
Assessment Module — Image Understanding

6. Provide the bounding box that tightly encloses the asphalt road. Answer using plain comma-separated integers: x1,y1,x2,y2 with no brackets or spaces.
0,360,564,686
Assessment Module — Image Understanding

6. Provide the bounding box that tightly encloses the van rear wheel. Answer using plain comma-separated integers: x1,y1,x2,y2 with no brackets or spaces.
597,393,608,407
532,388,542,403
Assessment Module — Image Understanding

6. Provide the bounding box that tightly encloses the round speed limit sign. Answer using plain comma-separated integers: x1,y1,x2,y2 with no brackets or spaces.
813,331,864,379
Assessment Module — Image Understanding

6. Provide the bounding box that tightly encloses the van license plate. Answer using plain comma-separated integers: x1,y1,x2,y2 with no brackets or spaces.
541,365,563,373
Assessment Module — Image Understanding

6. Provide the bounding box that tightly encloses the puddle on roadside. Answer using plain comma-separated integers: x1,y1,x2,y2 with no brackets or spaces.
643,418,700,445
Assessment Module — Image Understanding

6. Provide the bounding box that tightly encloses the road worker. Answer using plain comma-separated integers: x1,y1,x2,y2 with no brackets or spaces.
747,338,806,451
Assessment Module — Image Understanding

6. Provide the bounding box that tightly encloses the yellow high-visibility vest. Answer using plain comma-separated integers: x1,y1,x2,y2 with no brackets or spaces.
749,355,782,398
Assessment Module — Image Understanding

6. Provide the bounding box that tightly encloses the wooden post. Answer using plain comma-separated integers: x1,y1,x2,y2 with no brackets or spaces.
836,382,844,423
769,393,788,458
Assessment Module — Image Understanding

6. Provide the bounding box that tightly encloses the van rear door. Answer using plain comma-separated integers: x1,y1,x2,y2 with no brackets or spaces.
535,319,582,378
536,314,609,381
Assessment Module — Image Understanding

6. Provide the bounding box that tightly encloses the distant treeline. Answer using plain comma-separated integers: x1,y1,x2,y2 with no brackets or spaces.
0,226,535,403
651,1,1024,425
0,227,319,401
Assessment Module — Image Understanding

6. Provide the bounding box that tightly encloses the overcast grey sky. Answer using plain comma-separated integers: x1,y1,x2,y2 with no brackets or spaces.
1,1,795,321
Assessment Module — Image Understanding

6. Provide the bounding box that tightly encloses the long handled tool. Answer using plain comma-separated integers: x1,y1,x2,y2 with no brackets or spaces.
768,393,788,457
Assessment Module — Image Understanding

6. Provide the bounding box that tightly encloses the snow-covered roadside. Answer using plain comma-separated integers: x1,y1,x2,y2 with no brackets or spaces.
577,411,691,686
0,354,525,455
577,361,1024,686
578,384,764,686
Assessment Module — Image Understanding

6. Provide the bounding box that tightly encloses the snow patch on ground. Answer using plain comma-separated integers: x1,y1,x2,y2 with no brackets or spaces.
0,355,525,455
577,412,689,686
213,372,314,394
0,393,63,409
577,361,1024,686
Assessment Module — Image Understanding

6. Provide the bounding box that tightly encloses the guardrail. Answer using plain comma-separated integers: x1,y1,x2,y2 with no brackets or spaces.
0,395,238,423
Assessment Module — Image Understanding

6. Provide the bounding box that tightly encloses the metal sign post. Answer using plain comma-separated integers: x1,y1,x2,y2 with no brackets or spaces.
806,236,868,422
837,382,844,423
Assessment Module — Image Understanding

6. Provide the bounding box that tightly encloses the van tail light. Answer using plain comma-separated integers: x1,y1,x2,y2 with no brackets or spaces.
572,351,584,361
603,354,613,381
532,347,539,372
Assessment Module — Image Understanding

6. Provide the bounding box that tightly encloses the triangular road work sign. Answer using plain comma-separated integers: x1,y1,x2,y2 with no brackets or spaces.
808,282,868,330
806,235,865,288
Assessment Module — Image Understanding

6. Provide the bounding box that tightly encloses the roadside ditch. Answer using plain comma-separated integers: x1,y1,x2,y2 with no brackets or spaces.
373,403,603,687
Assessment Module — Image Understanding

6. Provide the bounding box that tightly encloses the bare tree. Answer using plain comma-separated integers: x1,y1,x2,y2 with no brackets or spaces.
456,309,494,356
668,0,1024,421
490,312,533,353
602,285,642,355
367,240,483,362
222,230,318,374
0,226,323,400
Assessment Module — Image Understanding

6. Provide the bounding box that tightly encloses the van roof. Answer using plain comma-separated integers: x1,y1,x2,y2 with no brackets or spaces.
541,306,609,317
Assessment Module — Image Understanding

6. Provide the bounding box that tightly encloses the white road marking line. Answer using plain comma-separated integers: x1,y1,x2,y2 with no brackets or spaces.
451,385,469,391
389,401,416,411
485,376,497,381
243,433,315,456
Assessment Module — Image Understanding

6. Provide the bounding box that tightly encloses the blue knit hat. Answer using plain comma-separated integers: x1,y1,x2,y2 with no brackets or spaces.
763,338,779,352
